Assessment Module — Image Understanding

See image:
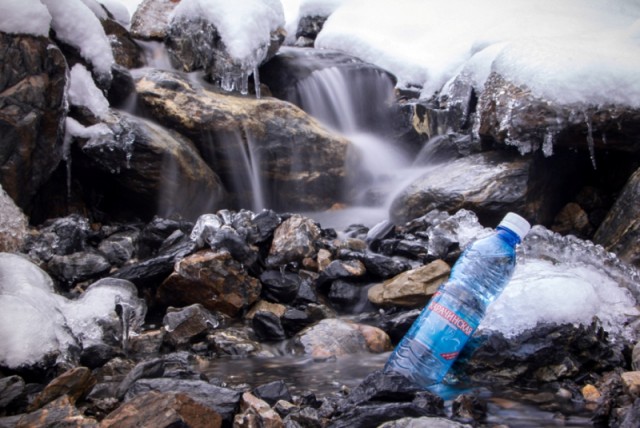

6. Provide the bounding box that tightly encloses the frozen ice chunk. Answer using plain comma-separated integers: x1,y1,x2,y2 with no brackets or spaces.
480,226,640,340
0,253,76,368
0,253,146,368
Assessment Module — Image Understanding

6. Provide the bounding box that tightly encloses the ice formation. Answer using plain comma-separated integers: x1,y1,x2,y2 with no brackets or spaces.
171,0,284,69
479,226,640,340
0,253,146,368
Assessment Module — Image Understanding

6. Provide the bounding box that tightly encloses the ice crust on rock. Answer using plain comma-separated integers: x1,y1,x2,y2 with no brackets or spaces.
171,0,284,68
0,253,146,368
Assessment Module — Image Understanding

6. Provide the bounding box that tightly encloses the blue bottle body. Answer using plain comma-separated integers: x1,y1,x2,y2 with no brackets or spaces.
384,226,521,388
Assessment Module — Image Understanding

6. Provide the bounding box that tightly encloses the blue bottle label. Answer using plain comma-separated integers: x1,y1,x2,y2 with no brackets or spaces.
414,293,474,364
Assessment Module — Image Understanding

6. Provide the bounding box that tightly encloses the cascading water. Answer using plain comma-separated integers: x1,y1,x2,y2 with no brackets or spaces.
275,48,426,229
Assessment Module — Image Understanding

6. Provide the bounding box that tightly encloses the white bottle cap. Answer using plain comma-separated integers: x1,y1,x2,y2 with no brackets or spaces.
498,212,531,241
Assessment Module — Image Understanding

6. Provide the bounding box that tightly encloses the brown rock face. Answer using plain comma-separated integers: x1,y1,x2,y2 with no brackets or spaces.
0,33,67,212
158,249,261,317
135,69,350,211
266,214,321,267
29,367,97,412
101,391,222,428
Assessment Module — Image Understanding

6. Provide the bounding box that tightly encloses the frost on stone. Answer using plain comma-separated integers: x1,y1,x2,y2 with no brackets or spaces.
0,253,146,368
480,226,640,341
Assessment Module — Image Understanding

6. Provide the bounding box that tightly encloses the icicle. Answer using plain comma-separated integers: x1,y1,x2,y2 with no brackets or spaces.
542,130,555,157
62,120,74,199
584,112,597,169
253,66,261,99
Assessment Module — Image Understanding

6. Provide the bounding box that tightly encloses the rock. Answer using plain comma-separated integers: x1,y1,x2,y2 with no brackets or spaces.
259,270,303,304
621,372,640,397
75,111,226,222
0,185,29,253
352,324,393,353
25,214,91,261
551,202,592,238
163,304,221,347
234,392,283,428
582,384,601,403
451,394,487,425
128,330,165,357
318,259,367,287
102,17,144,69
389,151,530,225
281,308,314,336
252,310,287,341
291,319,389,359
102,390,222,428
207,327,262,358
98,231,137,266
633,341,640,371
0,33,67,212
329,401,440,428
343,251,410,280
377,417,472,428
158,249,261,317
327,280,373,313
253,380,292,407
130,0,179,40
594,167,640,268
124,378,241,424
0,375,25,409
135,69,350,211
295,15,328,42
344,370,428,407
16,395,98,428
368,259,450,308
46,251,111,286
28,367,96,411
266,215,321,267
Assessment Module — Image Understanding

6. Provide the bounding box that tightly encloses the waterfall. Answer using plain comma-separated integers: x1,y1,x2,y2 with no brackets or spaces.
285,50,422,229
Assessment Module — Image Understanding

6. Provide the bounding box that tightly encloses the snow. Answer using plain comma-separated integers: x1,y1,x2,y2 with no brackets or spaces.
171,0,285,66
0,0,51,37
41,0,115,80
68,64,110,119
312,0,640,107
97,0,132,27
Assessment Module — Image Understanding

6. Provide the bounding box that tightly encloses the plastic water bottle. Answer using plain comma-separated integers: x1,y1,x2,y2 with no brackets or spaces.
384,212,531,388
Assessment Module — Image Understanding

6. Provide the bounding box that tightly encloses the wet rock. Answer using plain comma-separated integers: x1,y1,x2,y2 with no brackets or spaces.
260,270,303,304
318,259,367,287
206,225,258,266
25,214,91,261
291,319,389,359
380,309,421,343
0,375,25,409
329,400,440,428
377,417,472,428
130,0,178,40
163,304,222,347
124,378,241,424
79,343,119,369
594,167,640,268
390,151,530,225
551,202,592,238
352,324,393,353
344,370,428,406
345,251,410,280
137,217,193,259
102,16,144,69
451,394,487,425
46,251,111,286
75,111,226,222
0,33,67,212
128,330,165,357
252,209,282,243
135,69,350,211
98,231,137,266
0,186,28,253
284,406,322,428
281,308,315,337
208,327,262,358
102,390,222,428
253,380,292,407
158,249,261,317
235,392,283,428
368,259,450,308
15,395,98,428
327,280,372,313
28,367,96,411
621,372,640,397
366,220,397,249
267,215,322,267
252,310,287,341
458,321,625,386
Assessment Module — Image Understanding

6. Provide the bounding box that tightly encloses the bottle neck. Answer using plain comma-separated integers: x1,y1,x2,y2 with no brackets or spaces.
496,226,522,246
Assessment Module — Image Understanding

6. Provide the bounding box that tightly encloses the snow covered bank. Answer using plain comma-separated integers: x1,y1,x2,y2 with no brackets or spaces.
312,0,640,107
